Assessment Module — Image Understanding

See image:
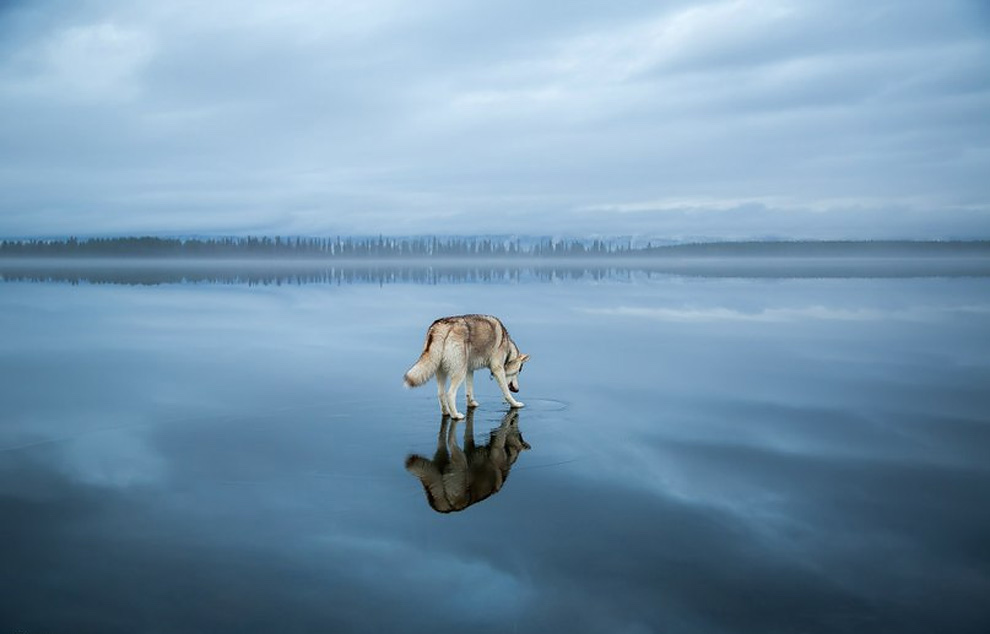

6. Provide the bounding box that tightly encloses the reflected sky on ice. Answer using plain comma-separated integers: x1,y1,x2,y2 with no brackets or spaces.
1,269,989,633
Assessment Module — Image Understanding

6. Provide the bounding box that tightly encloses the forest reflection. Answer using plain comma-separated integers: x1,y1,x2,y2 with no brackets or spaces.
3,258,989,285
405,409,530,513
0,262,616,285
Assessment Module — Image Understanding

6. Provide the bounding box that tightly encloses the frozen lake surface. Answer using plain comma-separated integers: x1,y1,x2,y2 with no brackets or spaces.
2,263,989,633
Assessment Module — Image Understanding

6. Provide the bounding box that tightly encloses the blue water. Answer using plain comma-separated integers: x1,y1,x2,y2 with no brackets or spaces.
1,267,989,633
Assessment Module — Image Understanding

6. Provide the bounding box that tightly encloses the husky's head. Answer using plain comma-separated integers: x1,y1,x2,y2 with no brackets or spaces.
505,353,530,393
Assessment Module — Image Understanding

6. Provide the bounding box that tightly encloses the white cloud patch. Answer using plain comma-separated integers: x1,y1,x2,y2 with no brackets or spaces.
3,21,155,102
318,532,535,615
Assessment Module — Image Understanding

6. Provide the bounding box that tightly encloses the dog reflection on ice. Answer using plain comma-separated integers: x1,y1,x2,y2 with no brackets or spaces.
405,409,530,513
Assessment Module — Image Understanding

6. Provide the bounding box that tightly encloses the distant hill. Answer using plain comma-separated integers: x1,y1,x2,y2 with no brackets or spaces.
637,240,990,258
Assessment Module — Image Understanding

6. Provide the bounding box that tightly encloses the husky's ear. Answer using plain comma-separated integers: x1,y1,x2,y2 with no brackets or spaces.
518,353,531,363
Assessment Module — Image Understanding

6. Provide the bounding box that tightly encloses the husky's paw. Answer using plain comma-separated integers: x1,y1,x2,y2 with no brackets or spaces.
450,411,466,420
467,399,480,408
510,401,525,409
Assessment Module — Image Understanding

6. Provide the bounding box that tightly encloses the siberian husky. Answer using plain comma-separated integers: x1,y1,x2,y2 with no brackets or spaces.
403,314,530,419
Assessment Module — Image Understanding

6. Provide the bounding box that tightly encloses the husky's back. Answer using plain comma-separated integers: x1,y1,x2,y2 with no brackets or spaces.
403,315,503,387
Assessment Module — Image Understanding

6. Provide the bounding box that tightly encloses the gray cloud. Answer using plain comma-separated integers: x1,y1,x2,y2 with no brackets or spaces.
0,0,988,238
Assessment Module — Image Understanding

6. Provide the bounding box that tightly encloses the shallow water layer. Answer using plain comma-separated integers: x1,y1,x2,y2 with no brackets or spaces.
1,268,989,633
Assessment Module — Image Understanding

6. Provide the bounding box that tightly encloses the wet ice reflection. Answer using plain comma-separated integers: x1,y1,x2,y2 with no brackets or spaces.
405,409,530,513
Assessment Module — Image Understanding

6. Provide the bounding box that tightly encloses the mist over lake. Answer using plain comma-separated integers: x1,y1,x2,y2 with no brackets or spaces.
2,262,988,633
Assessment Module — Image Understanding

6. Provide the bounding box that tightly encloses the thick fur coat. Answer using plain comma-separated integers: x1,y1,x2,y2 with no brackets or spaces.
404,314,530,419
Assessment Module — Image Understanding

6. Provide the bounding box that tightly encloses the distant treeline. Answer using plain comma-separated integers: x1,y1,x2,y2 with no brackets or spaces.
0,236,988,258
0,236,618,258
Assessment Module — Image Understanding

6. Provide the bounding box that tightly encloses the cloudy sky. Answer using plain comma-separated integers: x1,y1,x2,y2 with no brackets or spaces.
0,0,988,239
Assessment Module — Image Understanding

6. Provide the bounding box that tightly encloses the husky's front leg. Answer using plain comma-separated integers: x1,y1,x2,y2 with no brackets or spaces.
493,367,525,409
465,371,480,408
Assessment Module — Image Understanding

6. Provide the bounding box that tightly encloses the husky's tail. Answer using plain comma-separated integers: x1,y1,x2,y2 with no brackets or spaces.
403,334,441,388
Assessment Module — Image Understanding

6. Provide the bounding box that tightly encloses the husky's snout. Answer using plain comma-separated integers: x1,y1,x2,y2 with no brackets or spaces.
509,383,519,393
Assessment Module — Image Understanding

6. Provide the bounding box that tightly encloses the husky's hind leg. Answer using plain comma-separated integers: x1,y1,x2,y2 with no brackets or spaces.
436,371,450,416
465,371,479,408
446,370,466,420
